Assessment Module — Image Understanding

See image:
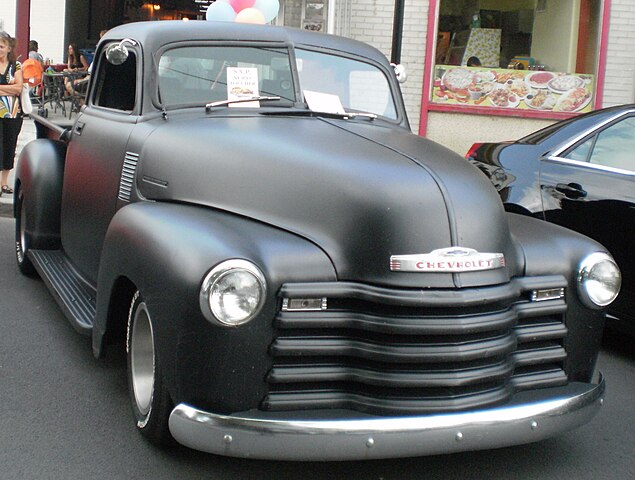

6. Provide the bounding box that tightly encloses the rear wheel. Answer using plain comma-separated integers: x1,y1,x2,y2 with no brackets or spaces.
15,190,36,276
126,291,174,446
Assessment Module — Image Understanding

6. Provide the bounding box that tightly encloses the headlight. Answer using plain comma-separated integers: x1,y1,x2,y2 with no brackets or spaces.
577,252,621,308
200,259,266,326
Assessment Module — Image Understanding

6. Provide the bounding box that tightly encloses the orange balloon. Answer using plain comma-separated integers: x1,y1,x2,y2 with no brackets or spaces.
235,8,266,24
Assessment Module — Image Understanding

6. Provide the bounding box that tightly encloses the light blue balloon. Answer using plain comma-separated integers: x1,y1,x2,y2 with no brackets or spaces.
253,0,280,23
206,2,237,22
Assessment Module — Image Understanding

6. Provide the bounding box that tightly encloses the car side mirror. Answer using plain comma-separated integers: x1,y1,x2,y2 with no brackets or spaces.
106,38,137,65
391,63,407,83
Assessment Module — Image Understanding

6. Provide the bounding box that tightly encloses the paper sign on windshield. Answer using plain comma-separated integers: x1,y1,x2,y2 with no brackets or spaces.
227,67,260,107
303,90,346,115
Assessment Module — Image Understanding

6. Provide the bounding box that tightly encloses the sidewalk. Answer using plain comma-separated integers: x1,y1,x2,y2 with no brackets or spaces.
0,117,38,209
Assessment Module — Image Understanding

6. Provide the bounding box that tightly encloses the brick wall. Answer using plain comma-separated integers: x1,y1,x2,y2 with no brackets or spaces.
0,0,17,35
349,0,428,132
30,0,67,64
603,0,635,106
0,0,66,64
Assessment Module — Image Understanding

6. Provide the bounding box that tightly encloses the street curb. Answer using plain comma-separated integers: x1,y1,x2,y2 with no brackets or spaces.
0,202,13,218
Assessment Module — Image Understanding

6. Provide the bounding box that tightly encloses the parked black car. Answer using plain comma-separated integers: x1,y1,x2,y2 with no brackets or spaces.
467,105,633,332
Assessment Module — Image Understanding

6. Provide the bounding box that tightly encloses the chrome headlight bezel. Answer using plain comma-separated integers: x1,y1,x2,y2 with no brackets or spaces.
577,252,621,309
199,259,267,327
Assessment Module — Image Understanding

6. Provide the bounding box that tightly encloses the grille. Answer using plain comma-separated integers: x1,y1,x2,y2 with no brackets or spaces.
264,276,568,415
118,152,139,202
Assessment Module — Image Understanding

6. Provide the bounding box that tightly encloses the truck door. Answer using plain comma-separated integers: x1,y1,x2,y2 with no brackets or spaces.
60,47,140,284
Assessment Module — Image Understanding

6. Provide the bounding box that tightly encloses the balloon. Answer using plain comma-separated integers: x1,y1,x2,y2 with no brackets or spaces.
206,2,237,22
235,8,266,24
253,0,279,23
228,0,256,13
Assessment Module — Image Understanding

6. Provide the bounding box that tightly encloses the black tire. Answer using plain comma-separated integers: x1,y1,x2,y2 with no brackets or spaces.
15,191,36,276
126,291,174,446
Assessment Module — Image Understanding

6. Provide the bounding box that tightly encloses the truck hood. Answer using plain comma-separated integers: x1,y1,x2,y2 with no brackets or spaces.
137,115,521,288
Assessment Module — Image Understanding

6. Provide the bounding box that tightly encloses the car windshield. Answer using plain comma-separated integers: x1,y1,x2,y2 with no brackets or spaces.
295,49,398,120
158,46,296,107
158,45,398,120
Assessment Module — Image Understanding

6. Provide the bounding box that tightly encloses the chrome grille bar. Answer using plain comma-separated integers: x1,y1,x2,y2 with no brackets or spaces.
118,152,139,202
266,276,569,415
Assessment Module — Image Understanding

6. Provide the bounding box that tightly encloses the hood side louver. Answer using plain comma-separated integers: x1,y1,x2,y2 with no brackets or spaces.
118,152,139,202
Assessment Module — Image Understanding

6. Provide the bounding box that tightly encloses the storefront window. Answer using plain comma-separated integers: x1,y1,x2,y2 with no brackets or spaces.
431,0,603,116
282,0,328,32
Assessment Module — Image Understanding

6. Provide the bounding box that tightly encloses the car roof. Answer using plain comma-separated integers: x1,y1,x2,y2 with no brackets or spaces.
101,20,389,65
518,103,635,146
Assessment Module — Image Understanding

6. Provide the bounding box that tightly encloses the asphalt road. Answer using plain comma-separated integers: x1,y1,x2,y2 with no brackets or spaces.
0,215,633,480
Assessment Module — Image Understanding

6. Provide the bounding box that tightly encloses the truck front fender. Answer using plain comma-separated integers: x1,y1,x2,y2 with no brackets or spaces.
15,139,66,249
506,212,608,382
92,201,336,410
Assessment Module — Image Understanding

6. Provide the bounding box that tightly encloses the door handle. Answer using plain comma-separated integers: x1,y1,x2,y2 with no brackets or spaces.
74,121,85,136
555,182,587,199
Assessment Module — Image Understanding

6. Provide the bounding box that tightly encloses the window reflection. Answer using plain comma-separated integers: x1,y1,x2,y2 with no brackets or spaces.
158,46,295,106
565,136,594,163
296,49,397,119
565,117,635,172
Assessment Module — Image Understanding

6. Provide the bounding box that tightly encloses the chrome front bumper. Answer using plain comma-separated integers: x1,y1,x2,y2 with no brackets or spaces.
168,375,605,460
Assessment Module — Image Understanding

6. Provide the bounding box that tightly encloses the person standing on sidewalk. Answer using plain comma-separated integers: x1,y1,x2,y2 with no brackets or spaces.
0,31,23,196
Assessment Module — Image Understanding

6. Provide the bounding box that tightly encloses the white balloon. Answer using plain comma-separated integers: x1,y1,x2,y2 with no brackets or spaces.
235,8,266,24
253,0,280,23
206,2,237,22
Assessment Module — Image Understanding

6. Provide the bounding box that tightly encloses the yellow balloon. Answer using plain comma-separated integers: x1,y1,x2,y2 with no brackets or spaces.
235,8,266,24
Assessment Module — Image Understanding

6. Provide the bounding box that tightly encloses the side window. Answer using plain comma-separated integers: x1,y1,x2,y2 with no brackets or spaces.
93,51,137,111
563,116,635,172
563,135,594,163
587,117,635,172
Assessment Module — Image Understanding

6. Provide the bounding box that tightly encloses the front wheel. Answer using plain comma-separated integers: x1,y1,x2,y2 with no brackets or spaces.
127,291,174,446
15,190,36,276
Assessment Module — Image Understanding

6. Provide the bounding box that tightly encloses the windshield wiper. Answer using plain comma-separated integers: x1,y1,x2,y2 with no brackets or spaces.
342,112,377,120
261,109,377,121
205,96,281,109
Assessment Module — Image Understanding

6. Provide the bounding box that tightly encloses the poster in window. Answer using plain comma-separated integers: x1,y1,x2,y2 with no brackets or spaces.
303,1,325,31
432,65,594,114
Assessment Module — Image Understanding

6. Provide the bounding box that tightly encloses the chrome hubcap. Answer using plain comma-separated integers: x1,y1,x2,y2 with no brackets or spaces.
130,301,155,416
17,198,27,262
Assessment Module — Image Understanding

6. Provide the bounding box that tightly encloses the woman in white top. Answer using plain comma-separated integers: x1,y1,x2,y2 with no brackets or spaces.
0,31,24,196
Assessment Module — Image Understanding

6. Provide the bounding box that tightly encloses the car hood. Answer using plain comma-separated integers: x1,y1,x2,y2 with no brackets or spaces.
137,115,521,288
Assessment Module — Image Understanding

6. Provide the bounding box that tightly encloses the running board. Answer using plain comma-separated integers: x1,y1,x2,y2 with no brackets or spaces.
29,250,96,335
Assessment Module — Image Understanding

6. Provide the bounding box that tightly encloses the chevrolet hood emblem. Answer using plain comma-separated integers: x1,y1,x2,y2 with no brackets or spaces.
390,247,505,273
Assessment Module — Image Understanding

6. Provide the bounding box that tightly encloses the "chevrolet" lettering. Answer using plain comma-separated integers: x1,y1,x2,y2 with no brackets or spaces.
415,259,495,270
390,248,505,273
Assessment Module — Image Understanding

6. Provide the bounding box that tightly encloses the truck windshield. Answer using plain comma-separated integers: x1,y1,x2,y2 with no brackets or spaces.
158,46,295,107
295,49,397,120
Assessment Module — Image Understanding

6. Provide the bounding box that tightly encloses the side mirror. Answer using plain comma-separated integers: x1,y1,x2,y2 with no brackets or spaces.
106,38,138,65
391,63,407,84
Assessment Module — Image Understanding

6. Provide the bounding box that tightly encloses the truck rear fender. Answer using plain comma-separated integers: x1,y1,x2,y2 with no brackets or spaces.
14,139,66,249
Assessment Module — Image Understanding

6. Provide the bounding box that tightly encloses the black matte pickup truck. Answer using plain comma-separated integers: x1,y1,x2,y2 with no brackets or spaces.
16,21,621,460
